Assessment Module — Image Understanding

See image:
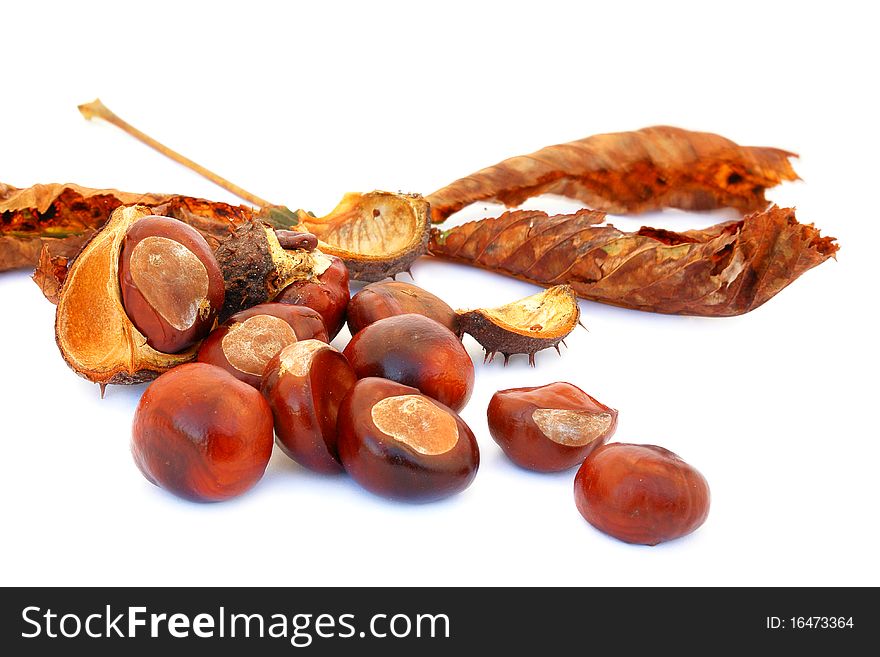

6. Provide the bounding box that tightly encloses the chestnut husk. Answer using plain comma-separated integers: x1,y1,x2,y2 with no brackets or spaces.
457,285,581,366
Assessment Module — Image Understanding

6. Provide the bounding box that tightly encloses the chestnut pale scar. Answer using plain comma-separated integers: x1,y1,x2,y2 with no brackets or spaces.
222,315,298,375
278,339,331,377
371,395,459,455
129,236,209,331
531,408,613,446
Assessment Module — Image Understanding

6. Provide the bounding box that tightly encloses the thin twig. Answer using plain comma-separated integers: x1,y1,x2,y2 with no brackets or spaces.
77,98,273,208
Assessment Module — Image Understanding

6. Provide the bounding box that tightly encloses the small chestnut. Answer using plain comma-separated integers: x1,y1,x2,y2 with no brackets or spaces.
131,362,275,502
342,313,474,412
574,443,710,545
337,377,479,502
197,303,329,388
119,215,225,354
261,340,357,474
487,382,618,472
275,255,350,339
346,281,458,336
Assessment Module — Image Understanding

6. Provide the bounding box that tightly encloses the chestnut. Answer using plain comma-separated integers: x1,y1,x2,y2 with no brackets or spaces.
342,314,474,412
119,215,225,353
261,340,357,474
574,443,710,545
197,303,328,388
487,382,617,472
275,255,350,339
131,362,274,502
337,377,479,502
346,281,458,336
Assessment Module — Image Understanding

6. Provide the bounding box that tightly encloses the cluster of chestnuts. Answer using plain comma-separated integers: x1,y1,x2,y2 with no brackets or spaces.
121,213,709,546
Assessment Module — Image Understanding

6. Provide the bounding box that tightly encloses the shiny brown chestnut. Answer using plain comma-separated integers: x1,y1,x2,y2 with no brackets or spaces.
119,215,225,353
574,443,710,545
342,314,474,412
261,340,357,474
346,281,458,336
337,377,479,502
197,303,329,388
131,362,274,502
275,255,350,339
488,382,617,472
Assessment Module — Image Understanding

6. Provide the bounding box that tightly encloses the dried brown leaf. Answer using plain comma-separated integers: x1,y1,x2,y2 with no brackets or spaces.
429,206,837,317
0,181,255,274
427,126,799,223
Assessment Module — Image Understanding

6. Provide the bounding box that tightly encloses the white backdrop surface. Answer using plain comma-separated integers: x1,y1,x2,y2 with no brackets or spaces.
1,1,875,586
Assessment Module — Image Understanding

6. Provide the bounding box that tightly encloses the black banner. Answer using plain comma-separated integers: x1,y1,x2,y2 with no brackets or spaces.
0,587,869,654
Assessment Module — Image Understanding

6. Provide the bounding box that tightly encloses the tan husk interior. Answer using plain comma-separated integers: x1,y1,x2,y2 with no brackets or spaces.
302,191,428,264
55,205,198,384
467,286,579,338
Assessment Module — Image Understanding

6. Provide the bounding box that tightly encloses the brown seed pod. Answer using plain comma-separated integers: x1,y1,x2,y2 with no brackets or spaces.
261,340,357,474
131,362,275,503
118,215,225,354
488,382,618,472
295,191,430,282
342,314,475,412
55,205,204,386
197,303,328,388
214,220,336,322
346,281,458,336
274,255,350,339
457,285,580,366
336,377,480,503
574,443,711,545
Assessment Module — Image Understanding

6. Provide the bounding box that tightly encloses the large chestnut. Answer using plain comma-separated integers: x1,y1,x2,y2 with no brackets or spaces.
261,340,357,474
346,281,458,336
119,215,225,353
131,362,274,502
275,255,350,339
574,443,710,545
337,377,479,502
197,303,328,388
342,314,474,412
488,382,617,472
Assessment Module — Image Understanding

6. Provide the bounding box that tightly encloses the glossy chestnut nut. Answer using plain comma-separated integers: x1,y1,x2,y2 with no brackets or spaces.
342,314,474,412
197,303,329,388
574,443,711,545
275,256,350,339
346,281,458,336
131,362,274,502
261,340,357,474
337,377,479,502
119,216,225,353
488,382,617,472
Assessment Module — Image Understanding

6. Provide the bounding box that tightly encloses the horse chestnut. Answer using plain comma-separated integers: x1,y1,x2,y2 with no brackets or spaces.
342,314,474,412
275,255,350,339
346,281,458,336
119,215,225,353
337,377,479,502
261,340,357,473
131,363,274,502
197,303,328,388
574,443,710,545
488,382,617,472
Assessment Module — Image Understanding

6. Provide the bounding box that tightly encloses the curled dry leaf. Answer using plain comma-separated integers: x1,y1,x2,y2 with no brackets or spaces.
457,285,580,366
1,182,430,283
427,126,799,223
429,206,838,317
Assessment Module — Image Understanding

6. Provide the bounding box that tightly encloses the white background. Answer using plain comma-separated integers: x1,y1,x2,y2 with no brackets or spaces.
1,1,876,586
